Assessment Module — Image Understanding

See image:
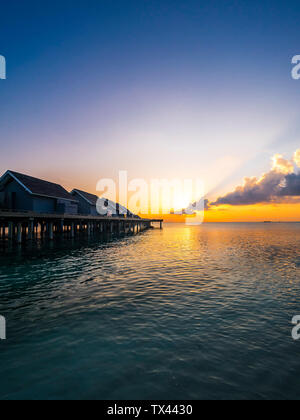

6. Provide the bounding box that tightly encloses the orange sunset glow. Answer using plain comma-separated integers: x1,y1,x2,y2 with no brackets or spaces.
140,203,300,223
204,203,300,223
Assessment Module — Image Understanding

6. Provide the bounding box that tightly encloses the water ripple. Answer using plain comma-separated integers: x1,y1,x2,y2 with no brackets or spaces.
0,223,300,400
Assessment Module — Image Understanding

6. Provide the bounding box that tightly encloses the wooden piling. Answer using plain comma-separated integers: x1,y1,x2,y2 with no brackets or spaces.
17,223,22,244
0,211,163,246
49,222,54,240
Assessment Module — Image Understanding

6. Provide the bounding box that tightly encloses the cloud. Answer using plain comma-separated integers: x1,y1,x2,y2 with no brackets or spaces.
185,198,210,214
212,171,285,206
272,154,294,175
211,150,300,207
280,173,300,196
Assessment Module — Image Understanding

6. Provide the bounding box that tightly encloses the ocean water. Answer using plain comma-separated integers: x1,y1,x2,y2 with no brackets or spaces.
0,223,300,400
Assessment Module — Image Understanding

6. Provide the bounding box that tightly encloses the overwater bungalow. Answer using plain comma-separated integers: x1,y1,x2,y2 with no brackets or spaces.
96,197,136,218
0,170,78,214
71,189,100,216
0,172,162,243
71,189,133,218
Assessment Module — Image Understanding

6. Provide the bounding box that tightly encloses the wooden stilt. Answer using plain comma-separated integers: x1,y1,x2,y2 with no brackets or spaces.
49,222,54,240
8,222,13,240
17,223,22,244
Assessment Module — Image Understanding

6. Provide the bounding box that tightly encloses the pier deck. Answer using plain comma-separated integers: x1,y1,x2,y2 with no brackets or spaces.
0,211,163,244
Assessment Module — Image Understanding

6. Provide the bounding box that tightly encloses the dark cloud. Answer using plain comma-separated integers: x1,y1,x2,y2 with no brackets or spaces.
280,173,300,196
211,171,285,206
210,150,300,207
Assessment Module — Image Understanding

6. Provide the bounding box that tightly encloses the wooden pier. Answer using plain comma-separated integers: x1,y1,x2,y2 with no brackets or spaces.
0,211,163,244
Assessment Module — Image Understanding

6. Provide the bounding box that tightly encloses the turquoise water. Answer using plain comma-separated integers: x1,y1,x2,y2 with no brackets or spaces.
0,223,300,400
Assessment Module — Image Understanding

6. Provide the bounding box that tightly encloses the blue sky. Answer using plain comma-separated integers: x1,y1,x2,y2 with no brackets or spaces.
0,0,300,197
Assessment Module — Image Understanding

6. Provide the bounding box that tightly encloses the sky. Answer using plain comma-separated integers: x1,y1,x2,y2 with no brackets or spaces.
1,0,300,220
